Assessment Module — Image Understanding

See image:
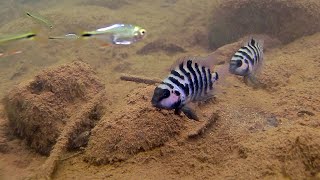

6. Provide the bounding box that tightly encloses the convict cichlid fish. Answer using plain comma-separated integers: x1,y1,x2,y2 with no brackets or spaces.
151,57,219,121
229,38,264,87
49,24,146,45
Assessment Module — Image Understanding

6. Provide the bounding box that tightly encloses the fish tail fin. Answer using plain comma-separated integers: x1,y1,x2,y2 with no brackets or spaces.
48,27,85,50
212,63,235,91
49,26,87,40
211,72,219,82
214,62,232,82
49,33,80,40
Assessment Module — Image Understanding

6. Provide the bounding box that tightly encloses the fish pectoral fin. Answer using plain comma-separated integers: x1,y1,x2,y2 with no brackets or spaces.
174,108,182,115
244,74,266,89
181,106,199,121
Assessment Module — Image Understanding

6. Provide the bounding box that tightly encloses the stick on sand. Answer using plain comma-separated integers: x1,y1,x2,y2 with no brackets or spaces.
120,74,162,85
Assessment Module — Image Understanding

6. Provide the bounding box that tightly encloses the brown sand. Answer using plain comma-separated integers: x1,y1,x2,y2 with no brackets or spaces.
84,86,218,165
3,61,105,155
0,0,319,179
84,86,185,164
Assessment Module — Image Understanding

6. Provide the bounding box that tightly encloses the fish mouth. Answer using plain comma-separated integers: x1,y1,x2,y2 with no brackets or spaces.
151,100,170,110
229,66,245,76
229,65,236,73
151,98,161,108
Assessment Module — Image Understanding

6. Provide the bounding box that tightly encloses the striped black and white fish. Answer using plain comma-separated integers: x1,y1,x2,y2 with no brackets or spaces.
229,38,264,86
151,57,219,120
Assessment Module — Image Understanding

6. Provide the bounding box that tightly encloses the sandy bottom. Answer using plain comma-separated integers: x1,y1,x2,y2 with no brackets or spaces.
0,0,320,179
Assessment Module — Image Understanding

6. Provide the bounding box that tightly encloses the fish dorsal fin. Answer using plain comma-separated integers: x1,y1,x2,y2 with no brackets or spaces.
244,36,264,50
169,56,193,70
169,55,213,71
249,38,256,46
243,36,254,46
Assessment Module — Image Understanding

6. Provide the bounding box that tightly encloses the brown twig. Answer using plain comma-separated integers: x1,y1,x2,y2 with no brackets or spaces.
120,74,162,85
187,113,219,139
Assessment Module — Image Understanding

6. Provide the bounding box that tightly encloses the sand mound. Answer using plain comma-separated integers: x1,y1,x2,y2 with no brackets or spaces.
210,33,320,179
258,33,320,113
234,125,320,179
208,0,320,49
282,128,320,178
84,85,219,165
3,61,105,155
84,86,185,164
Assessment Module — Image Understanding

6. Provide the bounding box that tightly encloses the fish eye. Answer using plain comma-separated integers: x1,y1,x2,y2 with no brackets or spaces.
163,89,170,98
140,29,146,35
237,60,243,67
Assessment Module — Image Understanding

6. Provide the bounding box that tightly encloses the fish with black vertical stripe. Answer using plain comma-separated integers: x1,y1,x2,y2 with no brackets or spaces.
151,57,219,121
229,38,264,87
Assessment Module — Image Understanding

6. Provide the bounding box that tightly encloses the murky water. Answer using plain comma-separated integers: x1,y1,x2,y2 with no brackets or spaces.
0,0,319,179
0,0,215,98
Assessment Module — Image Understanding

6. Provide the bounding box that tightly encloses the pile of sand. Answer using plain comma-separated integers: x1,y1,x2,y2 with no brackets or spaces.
210,32,320,179
84,86,185,164
84,85,219,165
3,61,105,155
208,0,320,49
